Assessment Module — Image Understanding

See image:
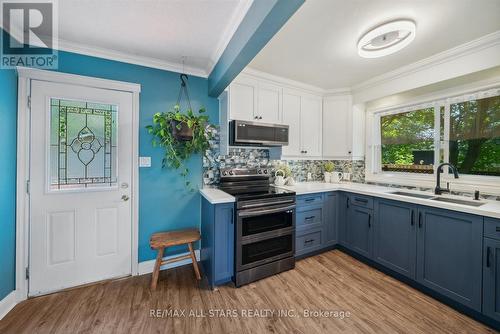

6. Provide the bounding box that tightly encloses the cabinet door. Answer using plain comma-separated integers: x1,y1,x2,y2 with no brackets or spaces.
322,96,352,158
282,91,301,156
338,192,349,247
347,205,373,258
483,238,500,322
229,77,258,121
300,95,322,157
374,199,416,279
258,82,281,123
214,203,234,285
324,192,338,246
416,207,482,311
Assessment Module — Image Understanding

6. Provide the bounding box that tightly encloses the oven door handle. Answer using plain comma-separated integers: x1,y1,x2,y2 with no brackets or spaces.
238,205,296,217
239,199,295,209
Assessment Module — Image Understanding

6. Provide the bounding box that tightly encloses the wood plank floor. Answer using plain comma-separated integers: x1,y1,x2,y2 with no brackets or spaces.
0,250,497,334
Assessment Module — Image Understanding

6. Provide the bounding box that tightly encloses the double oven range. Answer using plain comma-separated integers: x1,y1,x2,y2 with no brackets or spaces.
219,168,296,287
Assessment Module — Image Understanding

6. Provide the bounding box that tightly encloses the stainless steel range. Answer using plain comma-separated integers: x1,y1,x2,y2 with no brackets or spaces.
219,168,296,287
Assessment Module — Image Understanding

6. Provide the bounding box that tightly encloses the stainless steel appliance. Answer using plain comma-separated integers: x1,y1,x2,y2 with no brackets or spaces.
229,120,289,146
219,168,296,287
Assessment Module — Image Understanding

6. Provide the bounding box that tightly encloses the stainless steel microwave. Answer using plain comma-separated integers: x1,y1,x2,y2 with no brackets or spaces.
229,120,289,146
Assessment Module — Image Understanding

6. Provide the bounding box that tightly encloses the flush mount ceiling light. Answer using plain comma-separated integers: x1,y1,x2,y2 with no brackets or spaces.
357,20,416,58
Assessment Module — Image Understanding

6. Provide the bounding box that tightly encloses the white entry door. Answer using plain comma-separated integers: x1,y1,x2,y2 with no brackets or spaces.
29,80,133,296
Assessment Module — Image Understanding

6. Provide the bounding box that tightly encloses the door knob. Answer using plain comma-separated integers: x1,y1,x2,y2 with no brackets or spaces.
121,195,130,201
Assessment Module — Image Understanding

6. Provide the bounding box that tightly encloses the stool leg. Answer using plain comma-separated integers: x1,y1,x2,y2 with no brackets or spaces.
151,247,164,289
188,242,201,280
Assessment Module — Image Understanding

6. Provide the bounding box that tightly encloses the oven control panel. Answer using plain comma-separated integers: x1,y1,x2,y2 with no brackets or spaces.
220,168,270,178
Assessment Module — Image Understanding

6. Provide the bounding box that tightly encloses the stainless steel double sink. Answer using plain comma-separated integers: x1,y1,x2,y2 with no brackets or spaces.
389,191,485,207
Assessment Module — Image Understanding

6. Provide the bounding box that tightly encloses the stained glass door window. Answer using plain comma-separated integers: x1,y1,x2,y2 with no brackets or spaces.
50,98,118,190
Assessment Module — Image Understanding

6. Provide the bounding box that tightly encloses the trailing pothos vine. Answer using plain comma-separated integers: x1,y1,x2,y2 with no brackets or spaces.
146,104,213,189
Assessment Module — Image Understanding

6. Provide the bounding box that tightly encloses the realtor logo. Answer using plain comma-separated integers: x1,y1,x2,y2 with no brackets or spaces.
1,0,58,69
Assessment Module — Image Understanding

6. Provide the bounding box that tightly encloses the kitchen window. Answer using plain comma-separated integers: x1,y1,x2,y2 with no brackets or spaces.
369,86,500,185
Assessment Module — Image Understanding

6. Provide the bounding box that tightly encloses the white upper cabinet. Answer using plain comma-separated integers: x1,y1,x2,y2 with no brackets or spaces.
282,90,301,156
322,95,353,159
228,76,282,123
257,82,282,123
300,95,322,158
229,77,258,122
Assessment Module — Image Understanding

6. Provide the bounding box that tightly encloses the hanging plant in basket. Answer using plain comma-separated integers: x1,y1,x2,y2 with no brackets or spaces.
146,74,214,189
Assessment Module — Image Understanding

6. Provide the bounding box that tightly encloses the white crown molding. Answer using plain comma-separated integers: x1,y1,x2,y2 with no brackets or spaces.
243,67,329,95
352,30,500,93
57,38,209,78
207,0,253,75
1,24,209,77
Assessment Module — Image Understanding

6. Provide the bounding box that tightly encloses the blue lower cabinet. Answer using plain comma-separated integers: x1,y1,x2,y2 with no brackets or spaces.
338,192,349,247
323,192,338,247
200,198,234,288
373,199,417,279
483,237,500,322
347,205,373,259
296,229,323,256
416,207,483,311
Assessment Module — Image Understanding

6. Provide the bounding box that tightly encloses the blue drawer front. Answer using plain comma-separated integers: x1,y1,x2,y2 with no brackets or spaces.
297,207,322,230
349,193,373,209
297,194,323,206
484,218,500,240
296,230,322,253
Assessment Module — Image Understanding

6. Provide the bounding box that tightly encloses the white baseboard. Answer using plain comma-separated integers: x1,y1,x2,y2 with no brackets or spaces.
0,291,18,321
138,249,201,276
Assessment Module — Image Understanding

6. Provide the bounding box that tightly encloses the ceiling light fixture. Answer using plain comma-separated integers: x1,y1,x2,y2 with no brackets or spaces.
357,19,416,58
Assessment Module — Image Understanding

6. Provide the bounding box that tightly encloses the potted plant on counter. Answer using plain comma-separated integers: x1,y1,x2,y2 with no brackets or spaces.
323,161,334,183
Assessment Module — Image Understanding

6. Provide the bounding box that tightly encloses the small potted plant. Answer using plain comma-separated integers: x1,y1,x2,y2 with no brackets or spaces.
323,161,334,183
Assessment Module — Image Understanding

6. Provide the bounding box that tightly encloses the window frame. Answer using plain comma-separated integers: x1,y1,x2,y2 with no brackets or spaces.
365,82,500,195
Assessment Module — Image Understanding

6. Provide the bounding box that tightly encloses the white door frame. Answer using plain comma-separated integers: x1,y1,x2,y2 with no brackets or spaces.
15,67,141,301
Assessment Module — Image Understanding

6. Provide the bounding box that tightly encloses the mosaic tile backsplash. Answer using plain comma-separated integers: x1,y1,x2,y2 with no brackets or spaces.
202,127,365,185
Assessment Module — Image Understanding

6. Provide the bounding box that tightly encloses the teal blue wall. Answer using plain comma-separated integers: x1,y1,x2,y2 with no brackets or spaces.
0,66,17,300
53,51,219,262
0,48,218,300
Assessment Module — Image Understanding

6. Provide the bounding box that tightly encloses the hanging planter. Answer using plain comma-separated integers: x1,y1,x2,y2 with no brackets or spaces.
146,73,214,189
170,119,193,141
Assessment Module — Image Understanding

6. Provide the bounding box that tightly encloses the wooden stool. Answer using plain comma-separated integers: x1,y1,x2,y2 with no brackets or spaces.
149,228,201,289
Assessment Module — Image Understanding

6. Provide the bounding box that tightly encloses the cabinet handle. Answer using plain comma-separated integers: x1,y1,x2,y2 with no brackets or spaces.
355,197,368,203
346,197,350,208
410,209,415,226
496,227,500,232
305,198,315,202
305,216,315,221
304,239,314,244
487,247,492,268
368,214,371,228
418,212,422,228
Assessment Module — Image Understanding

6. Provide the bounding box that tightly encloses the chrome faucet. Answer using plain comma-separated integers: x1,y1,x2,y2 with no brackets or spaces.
435,163,459,195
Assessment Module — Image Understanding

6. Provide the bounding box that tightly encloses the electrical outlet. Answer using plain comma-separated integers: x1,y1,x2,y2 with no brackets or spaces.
342,172,351,181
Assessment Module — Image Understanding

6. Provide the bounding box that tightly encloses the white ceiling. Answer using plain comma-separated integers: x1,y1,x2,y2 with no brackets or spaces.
248,0,500,89
54,0,252,76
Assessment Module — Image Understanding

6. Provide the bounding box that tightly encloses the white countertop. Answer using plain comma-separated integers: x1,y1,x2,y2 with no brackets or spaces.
278,182,500,220
200,182,500,219
199,188,235,204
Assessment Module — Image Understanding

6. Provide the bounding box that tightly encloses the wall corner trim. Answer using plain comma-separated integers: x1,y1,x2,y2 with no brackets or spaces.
137,250,201,276
0,291,18,321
